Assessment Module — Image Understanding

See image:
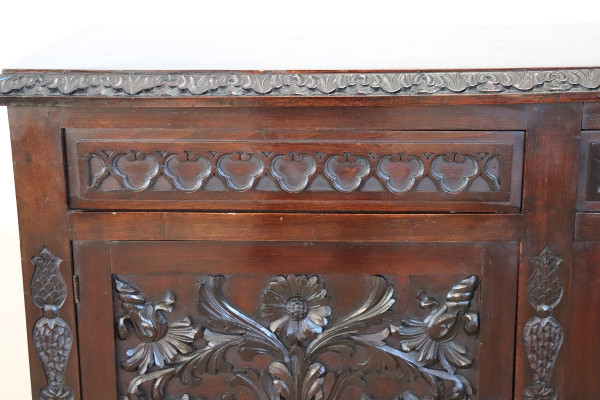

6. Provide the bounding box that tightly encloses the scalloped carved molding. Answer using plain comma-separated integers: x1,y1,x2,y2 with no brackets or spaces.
114,274,480,400
2,69,600,97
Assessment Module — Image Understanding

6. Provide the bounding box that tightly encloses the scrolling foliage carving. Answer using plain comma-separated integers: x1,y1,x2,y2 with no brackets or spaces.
114,275,480,400
522,246,564,400
2,70,600,97
30,247,74,400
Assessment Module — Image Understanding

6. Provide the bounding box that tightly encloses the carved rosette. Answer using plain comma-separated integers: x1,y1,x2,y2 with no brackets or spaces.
522,246,564,400
114,275,480,400
2,70,600,97
30,247,74,400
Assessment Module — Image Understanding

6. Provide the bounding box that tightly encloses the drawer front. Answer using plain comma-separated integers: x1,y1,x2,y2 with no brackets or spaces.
66,129,524,212
74,240,517,400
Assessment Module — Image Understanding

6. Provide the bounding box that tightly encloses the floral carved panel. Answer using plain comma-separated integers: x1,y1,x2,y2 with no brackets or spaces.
113,274,481,400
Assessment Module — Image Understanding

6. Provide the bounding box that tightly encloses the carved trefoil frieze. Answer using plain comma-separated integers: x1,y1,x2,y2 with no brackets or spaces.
30,247,74,400
114,274,480,400
85,149,506,195
522,246,564,400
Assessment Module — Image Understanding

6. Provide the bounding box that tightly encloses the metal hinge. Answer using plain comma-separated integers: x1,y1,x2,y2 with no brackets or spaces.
73,275,80,304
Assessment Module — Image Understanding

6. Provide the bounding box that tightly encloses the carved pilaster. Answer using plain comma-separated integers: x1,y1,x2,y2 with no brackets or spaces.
30,247,74,400
522,246,564,400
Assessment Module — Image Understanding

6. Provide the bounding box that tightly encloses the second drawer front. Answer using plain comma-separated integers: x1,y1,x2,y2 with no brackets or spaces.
66,129,524,212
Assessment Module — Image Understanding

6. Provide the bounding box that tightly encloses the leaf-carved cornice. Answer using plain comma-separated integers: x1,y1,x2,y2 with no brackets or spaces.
1,69,600,97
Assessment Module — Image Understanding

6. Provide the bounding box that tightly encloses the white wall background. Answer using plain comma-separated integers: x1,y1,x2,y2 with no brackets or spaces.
1,0,600,399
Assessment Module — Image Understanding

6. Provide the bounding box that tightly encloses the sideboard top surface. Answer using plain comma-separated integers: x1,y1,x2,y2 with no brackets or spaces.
3,24,600,103
6,24,600,71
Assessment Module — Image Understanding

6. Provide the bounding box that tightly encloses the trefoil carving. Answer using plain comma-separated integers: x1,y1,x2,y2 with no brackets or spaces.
87,150,503,195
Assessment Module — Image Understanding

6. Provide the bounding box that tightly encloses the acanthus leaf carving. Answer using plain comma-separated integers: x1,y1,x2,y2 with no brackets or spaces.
3,70,600,98
115,278,199,374
115,274,480,400
30,247,74,400
393,276,479,374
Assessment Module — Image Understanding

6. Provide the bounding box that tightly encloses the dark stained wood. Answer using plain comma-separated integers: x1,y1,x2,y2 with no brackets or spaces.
514,103,582,400
68,212,522,242
65,129,524,212
568,242,600,400
478,242,519,400
576,131,598,211
109,241,485,275
575,213,600,241
73,240,516,400
583,102,600,129
72,241,118,400
2,90,600,108
4,80,600,400
59,104,528,131
8,107,81,400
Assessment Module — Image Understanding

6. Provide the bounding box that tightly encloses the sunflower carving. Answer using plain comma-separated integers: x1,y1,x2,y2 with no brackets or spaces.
262,275,332,345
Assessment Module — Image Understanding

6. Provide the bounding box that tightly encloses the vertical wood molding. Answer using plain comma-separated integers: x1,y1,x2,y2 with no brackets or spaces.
73,241,117,400
516,103,582,400
8,107,80,400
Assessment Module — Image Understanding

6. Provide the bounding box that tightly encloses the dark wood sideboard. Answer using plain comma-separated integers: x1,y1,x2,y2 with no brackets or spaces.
2,53,600,400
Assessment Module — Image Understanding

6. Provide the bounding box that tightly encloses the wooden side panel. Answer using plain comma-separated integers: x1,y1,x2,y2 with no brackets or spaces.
8,107,81,400
515,103,582,400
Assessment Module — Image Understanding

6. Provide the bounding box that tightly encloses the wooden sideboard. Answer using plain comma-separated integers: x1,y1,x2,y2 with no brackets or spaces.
2,26,600,400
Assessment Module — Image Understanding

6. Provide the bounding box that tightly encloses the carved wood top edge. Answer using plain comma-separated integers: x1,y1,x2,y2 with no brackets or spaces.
2,69,600,97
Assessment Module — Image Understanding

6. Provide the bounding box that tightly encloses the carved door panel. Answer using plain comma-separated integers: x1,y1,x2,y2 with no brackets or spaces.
73,241,517,400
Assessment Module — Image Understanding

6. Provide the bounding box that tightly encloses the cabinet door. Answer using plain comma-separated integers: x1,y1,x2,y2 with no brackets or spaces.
74,241,517,400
